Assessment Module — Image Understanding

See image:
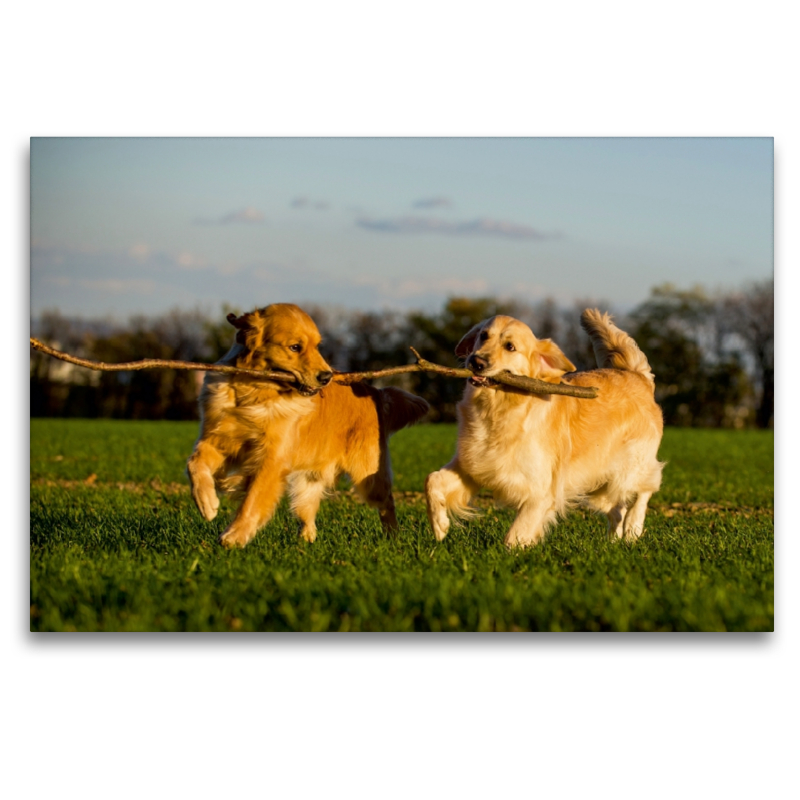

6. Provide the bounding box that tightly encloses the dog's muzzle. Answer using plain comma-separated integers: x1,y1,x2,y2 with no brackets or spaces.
467,354,493,387
296,370,333,396
468,354,489,372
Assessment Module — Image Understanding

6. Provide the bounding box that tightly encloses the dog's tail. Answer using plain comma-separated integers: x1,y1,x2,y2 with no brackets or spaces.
381,387,430,434
580,308,655,383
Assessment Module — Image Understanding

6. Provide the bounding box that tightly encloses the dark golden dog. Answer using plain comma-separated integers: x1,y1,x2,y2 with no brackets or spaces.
187,303,429,548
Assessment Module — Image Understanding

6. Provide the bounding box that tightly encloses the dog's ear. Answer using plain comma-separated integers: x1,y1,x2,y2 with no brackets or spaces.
455,320,489,359
226,311,257,346
226,312,248,329
533,339,576,382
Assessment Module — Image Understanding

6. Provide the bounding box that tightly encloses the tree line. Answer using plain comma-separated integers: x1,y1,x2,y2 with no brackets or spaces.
30,279,773,428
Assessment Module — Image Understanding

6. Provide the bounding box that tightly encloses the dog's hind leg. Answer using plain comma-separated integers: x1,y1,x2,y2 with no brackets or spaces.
425,461,479,542
373,489,398,530
289,471,331,543
586,489,628,539
187,441,226,521
349,437,400,531
621,459,663,541
354,471,398,530
622,491,653,541
606,504,628,539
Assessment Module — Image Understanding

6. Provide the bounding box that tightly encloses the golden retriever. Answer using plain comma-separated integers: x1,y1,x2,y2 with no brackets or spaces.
187,303,429,548
425,309,664,547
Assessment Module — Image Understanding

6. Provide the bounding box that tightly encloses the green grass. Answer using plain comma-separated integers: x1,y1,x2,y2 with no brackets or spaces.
30,419,773,631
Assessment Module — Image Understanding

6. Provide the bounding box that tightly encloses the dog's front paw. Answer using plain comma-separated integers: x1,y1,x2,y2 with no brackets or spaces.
504,529,544,549
193,481,220,521
426,502,451,542
425,475,451,541
219,524,255,549
299,524,317,543
504,531,523,549
504,536,533,549
188,467,220,521
623,524,644,542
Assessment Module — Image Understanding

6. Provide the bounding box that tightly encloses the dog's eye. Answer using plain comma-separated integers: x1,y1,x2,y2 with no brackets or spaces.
480,331,489,341
505,342,516,352
289,344,303,353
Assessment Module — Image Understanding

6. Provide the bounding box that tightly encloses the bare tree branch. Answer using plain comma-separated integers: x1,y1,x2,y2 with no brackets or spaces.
29,337,598,399
30,336,298,382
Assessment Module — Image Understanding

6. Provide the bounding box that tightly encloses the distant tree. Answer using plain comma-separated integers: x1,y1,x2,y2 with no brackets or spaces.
149,309,209,419
556,299,615,371
719,278,774,428
204,303,244,363
31,282,771,427
338,310,413,377
629,284,754,427
30,310,109,417
32,308,213,420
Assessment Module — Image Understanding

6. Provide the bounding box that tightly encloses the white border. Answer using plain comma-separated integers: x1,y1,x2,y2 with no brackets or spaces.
7,3,795,798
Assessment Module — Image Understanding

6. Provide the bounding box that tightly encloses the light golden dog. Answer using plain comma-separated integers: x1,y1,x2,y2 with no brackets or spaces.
187,303,429,548
425,309,664,547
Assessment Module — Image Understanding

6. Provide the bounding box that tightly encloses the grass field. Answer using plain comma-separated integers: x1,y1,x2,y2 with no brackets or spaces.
30,419,774,631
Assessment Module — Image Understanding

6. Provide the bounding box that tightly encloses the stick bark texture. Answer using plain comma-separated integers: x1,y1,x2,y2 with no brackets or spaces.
29,337,598,399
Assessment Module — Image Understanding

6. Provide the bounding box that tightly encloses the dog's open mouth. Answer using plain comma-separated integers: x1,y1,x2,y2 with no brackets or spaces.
267,370,318,396
261,369,298,388
469,375,495,388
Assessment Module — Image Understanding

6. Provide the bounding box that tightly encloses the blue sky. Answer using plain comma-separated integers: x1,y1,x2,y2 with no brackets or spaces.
30,137,773,319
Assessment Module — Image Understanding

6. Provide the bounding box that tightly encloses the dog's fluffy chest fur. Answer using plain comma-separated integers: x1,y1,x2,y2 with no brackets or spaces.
204,375,316,430
456,386,557,504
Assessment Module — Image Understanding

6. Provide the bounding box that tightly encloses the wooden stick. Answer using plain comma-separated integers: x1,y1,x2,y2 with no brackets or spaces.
29,337,598,398
30,336,296,382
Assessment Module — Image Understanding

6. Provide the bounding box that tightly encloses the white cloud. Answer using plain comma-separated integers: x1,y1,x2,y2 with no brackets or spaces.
222,207,265,223
128,243,151,260
176,251,207,269
78,278,156,295
356,215,560,240
412,196,453,209
291,196,330,210
193,207,266,225
31,240,543,317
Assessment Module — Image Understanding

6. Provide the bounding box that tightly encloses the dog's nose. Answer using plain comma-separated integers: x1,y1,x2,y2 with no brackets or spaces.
468,355,489,372
317,371,333,386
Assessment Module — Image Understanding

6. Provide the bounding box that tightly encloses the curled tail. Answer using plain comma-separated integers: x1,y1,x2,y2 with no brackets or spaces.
380,387,430,434
580,308,655,383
